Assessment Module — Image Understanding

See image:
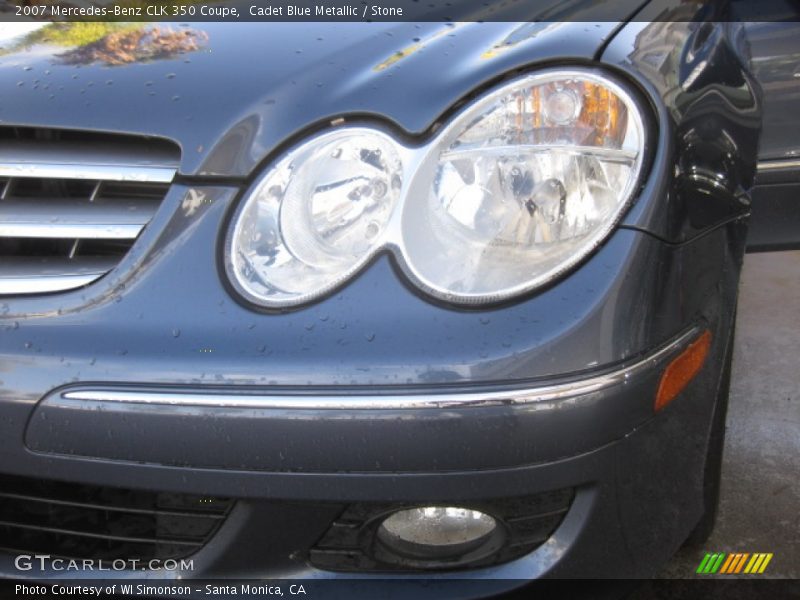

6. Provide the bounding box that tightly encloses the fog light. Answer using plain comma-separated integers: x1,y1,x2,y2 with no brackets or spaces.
377,507,498,560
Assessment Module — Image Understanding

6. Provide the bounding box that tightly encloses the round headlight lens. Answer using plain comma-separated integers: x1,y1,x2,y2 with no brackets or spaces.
226,129,402,307
401,70,646,303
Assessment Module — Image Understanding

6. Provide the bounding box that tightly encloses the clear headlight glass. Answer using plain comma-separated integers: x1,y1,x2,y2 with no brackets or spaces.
401,70,646,303
226,129,403,306
226,69,646,308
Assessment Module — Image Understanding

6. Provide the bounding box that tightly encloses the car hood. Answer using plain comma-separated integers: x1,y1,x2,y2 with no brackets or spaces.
1,17,639,178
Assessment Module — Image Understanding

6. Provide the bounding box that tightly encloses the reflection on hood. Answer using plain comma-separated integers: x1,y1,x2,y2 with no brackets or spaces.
2,23,208,66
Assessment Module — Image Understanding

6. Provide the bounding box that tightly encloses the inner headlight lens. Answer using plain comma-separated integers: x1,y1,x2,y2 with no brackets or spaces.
226,69,646,308
226,129,402,306
401,71,645,303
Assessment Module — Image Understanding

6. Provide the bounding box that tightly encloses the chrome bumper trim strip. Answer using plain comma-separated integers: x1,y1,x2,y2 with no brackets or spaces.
58,327,702,410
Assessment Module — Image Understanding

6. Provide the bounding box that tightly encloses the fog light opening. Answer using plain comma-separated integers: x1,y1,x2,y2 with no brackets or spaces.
376,506,501,563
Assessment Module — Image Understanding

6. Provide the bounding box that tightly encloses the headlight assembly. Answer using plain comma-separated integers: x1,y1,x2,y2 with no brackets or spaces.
225,68,647,308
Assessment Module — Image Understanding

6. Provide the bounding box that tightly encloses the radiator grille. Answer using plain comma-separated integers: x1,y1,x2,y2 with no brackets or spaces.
0,127,179,295
0,474,232,561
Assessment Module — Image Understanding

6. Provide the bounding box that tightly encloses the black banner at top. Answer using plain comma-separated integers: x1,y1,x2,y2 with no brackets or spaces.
0,0,797,23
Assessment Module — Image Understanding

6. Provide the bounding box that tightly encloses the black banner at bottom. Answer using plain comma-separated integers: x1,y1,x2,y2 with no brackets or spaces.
2,579,799,600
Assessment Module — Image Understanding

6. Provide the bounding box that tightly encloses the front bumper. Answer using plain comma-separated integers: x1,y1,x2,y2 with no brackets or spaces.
0,184,742,585
1,324,723,586
24,326,701,473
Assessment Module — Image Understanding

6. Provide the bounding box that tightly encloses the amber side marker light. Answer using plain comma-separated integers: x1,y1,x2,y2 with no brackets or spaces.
655,330,712,412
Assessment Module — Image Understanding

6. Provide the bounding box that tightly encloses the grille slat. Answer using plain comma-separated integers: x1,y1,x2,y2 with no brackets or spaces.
0,520,205,547
0,139,177,183
0,256,118,294
0,128,179,296
0,199,158,239
0,474,233,562
0,491,227,520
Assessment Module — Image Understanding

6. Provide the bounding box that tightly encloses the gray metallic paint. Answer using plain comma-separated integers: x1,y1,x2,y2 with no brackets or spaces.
0,1,770,582
1,22,624,178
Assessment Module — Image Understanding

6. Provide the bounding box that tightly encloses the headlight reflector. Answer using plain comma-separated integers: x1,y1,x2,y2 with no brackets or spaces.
226,69,646,308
